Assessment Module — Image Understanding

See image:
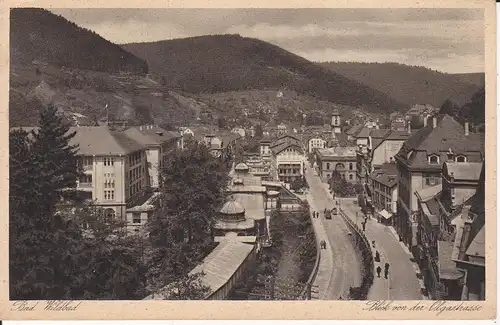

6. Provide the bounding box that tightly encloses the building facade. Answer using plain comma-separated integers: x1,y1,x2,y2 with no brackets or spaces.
415,162,483,300
270,134,305,183
395,114,484,256
316,147,357,183
369,163,398,223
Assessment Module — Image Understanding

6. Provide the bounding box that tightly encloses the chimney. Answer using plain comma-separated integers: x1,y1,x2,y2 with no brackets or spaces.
423,116,428,127
376,124,379,130
465,122,469,136
432,116,437,129
407,122,411,134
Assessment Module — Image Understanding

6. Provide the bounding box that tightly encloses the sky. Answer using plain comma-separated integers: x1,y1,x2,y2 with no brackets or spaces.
50,8,484,74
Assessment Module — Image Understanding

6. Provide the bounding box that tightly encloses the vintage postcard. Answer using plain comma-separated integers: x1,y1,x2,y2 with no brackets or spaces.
0,0,496,320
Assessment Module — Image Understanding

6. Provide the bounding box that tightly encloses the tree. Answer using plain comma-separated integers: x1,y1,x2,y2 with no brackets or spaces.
217,117,227,130
329,171,356,197
9,106,148,300
255,124,263,137
31,105,80,212
9,113,85,299
154,272,211,300
458,87,485,127
439,99,458,116
149,142,229,245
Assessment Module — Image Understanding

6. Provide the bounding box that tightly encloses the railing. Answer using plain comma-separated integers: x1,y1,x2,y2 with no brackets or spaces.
338,208,374,300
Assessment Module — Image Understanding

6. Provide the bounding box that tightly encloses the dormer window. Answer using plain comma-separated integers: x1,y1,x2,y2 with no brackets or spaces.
428,155,439,164
455,155,466,163
447,153,454,162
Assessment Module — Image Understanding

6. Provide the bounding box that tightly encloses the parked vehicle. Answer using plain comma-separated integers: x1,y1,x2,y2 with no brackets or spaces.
332,207,338,215
325,210,332,219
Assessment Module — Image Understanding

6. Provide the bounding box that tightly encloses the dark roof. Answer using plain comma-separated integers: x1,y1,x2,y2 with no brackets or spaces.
370,163,398,187
386,130,412,141
356,127,372,138
370,129,390,138
271,141,303,155
423,196,440,226
396,114,484,169
124,126,180,146
345,124,364,136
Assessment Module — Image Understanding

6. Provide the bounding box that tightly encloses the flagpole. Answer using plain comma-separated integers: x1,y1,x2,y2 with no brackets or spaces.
105,103,109,126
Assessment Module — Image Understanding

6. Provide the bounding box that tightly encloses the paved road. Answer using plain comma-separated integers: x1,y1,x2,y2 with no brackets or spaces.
339,199,423,300
305,166,362,300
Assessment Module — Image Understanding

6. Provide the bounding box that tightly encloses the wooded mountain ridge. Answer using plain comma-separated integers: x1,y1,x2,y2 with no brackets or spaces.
122,35,408,114
320,61,484,108
10,8,148,74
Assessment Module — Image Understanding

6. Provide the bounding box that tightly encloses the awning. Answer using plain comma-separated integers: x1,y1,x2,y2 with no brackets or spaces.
378,209,392,220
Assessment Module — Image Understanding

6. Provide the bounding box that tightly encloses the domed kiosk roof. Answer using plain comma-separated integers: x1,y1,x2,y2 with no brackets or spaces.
235,162,250,171
220,200,245,215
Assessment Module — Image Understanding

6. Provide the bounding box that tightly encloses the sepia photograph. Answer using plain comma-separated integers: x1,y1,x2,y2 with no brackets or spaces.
3,1,495,320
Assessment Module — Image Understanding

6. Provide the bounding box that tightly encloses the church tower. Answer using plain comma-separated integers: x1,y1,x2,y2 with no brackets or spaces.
331,109,342,134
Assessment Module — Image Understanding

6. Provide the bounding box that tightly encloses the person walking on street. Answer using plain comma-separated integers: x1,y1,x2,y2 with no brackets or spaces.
384,263,390,279
372,240,376,248
376,266,382,278
362,221,366,232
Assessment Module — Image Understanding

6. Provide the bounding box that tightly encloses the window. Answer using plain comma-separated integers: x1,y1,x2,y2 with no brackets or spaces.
104,208,115,222
82,156,93,167
103,157,114,166
456,155,466,163
424,173,441,186
104,190,115,200
447,153,454,162
428,155,439,164
132,213,141,224
326,163,330,170
79,174,92,184
349,163,353,170
349,174,353,180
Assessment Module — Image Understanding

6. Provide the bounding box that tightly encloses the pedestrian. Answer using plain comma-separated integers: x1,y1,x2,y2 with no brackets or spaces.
372,240,376,248
362,222,366,232
375,251,380,262
384,263,390,279
376,266,382,278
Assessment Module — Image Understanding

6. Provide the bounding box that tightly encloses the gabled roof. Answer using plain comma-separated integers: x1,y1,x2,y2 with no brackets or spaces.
386,130,412,141
345,124,364,136
369,129,390,139
416,184,442,202
271,142,303,155
465,225,485,258
370,163,398,187
356,127,372,138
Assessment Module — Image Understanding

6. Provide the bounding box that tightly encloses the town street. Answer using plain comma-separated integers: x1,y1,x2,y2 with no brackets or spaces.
339,198,423,300
304,165,362,299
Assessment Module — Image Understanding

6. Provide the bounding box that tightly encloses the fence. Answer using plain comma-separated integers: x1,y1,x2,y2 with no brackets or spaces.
338,208,374,300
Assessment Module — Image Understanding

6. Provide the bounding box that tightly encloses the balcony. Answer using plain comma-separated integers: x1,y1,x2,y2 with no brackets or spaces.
78,182,93,189
82,164,93,171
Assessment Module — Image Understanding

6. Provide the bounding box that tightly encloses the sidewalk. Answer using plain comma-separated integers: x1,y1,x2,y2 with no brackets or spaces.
306,192,334,300
340,199,424,300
